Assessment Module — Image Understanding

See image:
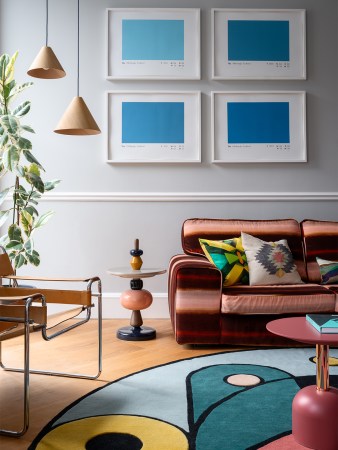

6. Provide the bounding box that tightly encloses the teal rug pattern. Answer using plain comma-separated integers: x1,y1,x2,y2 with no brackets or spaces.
29,348,338,450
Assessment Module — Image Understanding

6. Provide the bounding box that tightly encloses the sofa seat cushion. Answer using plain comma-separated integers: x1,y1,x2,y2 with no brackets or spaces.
325,285,338,311
221,284,336,314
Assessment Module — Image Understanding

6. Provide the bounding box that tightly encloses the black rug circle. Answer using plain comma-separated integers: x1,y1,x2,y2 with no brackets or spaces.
86,432,143,450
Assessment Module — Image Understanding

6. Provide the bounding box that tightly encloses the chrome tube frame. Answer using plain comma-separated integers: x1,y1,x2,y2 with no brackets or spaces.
0,278,102,381
0,295,45,437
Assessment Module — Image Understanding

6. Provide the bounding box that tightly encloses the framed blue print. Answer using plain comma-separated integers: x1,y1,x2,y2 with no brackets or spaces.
106,9,200,79
212,9,306,80
211,91,306,163
107,91,201,163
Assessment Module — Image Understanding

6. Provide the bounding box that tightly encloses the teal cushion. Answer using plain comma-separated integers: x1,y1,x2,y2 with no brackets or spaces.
316,257,338,284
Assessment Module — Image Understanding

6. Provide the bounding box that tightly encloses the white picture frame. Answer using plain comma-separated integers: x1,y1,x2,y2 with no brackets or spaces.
211,91,306,163
212,9,306,80
106,8,200,80
107,91,201,163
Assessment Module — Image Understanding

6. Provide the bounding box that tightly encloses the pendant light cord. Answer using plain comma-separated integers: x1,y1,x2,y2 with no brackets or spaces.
45,0,49,46
77,0,80,97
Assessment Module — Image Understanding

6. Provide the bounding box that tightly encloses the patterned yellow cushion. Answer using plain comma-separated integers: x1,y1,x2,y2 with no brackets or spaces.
199,237,249,287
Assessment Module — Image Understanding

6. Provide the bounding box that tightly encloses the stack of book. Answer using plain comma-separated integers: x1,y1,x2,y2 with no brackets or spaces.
306,314,338,333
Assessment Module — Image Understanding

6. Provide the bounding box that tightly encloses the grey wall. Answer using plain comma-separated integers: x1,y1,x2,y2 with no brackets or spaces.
1,0,337,317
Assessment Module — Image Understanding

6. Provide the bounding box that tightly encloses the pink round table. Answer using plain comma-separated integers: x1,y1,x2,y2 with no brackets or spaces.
267,317,338,450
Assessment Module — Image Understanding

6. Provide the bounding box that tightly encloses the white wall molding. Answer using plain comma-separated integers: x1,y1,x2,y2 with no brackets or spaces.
31,191,338,202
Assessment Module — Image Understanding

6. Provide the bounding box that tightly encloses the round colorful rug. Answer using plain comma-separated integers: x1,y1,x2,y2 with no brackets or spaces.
29,348,338,450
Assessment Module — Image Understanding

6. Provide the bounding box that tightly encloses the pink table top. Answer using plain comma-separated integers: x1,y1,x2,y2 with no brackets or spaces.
267,317,338,345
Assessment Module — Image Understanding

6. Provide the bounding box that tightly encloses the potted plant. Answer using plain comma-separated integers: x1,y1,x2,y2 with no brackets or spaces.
0,51,59,269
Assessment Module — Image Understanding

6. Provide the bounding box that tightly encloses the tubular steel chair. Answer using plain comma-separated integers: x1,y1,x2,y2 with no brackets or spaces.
0,246,102,436
0,293,46,436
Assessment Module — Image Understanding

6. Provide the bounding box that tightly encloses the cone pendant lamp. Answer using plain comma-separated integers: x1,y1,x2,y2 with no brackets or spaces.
27,0,65,79
54,96,100,135
54,0,100,135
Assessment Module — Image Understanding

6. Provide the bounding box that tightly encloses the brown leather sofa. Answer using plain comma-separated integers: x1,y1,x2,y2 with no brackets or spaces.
168,219,338,345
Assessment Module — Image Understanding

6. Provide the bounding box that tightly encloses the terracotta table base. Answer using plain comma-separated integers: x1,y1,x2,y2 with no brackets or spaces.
267,318,338,450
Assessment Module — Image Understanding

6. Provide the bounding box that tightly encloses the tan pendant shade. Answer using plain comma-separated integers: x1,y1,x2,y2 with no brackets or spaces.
54,96,101,135
27,46,66,79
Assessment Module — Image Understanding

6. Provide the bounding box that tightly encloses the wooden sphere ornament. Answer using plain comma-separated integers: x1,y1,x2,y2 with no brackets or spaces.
130,239,143,270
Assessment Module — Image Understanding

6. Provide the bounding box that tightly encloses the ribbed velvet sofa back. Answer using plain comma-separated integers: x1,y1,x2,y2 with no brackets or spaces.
301,219,338,283
182,218,307,280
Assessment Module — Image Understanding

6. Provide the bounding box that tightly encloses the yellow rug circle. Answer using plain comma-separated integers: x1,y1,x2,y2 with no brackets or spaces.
35,415,189,450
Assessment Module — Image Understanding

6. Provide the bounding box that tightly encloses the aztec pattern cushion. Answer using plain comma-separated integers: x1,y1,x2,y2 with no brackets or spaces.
199,237,249,286
316,257,338,284
241,232,303,286
301,220,338,283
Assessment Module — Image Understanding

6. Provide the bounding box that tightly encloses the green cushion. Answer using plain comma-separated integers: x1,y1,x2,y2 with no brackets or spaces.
199,237,249,287
316,257,338,284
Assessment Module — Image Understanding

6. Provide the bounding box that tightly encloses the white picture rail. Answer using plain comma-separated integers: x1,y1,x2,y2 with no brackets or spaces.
211,91,307,163
106,8,200,80
107,91,201,163
212,9,306,80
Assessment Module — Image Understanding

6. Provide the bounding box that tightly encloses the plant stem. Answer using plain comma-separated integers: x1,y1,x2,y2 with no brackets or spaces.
13,176,20,226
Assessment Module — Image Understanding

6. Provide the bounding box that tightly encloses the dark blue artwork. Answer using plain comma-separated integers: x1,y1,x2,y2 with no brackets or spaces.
228,20,290,62
227,102,290,144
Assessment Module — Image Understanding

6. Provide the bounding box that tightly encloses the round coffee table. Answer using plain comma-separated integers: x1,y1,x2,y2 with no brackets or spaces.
107,267,166,341
267,317,338,450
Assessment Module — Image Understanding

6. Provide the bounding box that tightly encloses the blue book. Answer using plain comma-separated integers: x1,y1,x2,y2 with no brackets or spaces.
306,314,338,333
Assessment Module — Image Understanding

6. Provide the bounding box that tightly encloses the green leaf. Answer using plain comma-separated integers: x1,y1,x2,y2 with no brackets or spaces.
25,172,44,193
26,250,40,266
0,210,10,227
27,162,40,176
15,165,26,177
17,137,32,150
12,100,31,117
21,125,35,133
1,115,19,134
24,238,33,254
44,179,61,191
3,79,16,103
20,209,33,234
14,253,26,269
0,233,8,246
0,187,10,206
24,150,44,169
6,240,23,250
0,132,8,146
8,82,33,101
0,54,10,83
25,205,39,216
3,145,20,171
4,51,18,83
34,210,54,229
8,223,22,242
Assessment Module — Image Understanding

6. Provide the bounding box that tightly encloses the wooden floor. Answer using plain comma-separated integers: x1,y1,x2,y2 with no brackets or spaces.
0,319,242,449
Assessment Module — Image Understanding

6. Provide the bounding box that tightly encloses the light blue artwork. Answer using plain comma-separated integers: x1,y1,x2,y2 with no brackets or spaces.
122,20,184,60
227,102,290,144
228,20,289,61
122,102,184,144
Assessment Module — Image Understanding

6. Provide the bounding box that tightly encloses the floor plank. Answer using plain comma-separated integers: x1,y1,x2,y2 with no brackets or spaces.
0,319,241,449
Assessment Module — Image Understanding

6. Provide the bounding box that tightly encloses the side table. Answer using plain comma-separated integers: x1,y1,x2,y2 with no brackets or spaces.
267,317,338,450
107,267,166,341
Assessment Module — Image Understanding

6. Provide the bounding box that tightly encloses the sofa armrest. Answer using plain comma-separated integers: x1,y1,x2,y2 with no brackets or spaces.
168,254,222,344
